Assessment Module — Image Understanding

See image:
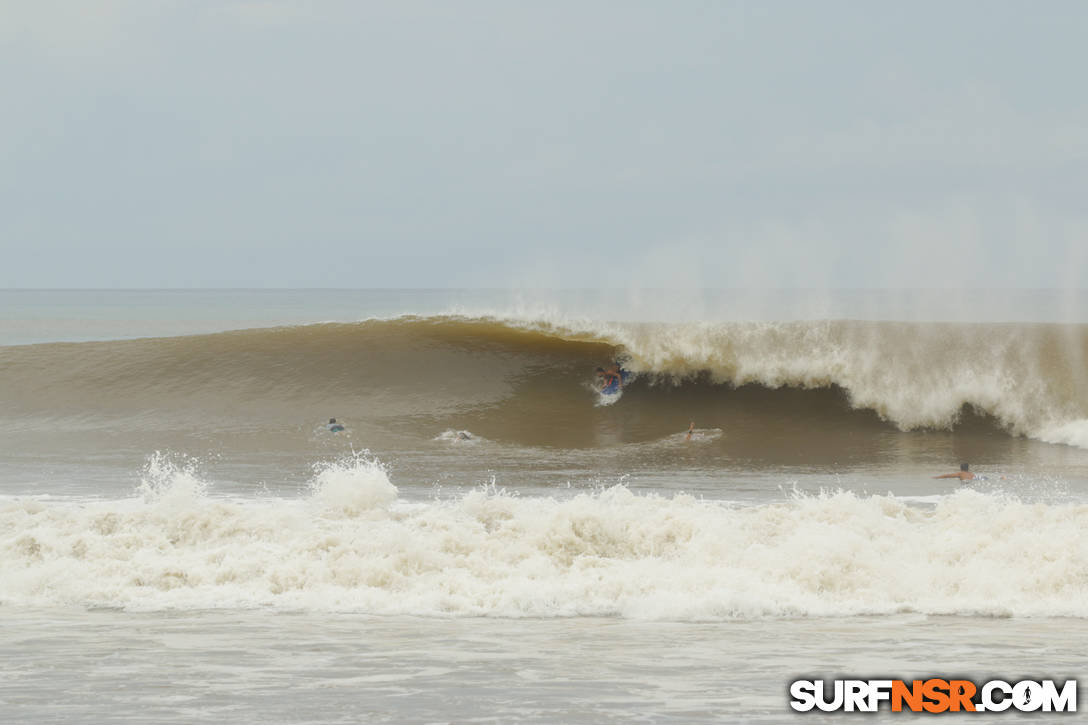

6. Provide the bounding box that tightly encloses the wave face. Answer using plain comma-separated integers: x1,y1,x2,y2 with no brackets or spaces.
2,456,1086,617
1,315,1087,449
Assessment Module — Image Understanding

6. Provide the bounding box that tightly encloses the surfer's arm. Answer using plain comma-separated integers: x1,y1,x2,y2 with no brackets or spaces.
933,473,959,479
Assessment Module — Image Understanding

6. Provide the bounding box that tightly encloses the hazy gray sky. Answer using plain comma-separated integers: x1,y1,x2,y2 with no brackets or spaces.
2,1,1086,288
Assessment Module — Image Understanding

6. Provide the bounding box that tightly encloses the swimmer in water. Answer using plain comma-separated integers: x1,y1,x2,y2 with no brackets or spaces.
327,418,345,433
685,421,695,442
934,462,975,482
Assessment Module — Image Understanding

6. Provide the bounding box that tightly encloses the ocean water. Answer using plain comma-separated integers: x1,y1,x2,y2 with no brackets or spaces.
2,289,1087,722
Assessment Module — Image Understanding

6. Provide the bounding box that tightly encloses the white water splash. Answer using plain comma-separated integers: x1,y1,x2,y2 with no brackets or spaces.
3,469,1087,618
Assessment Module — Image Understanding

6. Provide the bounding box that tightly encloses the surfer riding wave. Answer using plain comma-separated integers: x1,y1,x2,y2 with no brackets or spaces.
596,363,628,395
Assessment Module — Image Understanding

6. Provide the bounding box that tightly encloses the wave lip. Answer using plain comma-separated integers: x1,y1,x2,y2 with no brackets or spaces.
2,461,1086,618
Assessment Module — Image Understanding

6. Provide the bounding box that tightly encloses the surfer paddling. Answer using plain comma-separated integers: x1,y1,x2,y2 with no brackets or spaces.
934,462,975,482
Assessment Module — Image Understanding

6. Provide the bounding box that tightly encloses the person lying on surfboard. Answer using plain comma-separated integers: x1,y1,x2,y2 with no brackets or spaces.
596,364,625,393
934,462,975,481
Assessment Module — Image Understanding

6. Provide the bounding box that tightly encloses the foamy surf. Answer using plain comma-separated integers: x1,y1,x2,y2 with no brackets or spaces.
1037,419,1088,450
435,313,1088,449
308,454,399,516
2,455,1086,618
435,430,482,444
595,389,623,407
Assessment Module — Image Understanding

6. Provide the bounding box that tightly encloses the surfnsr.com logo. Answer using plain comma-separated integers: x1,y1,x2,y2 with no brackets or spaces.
789,679,1077,713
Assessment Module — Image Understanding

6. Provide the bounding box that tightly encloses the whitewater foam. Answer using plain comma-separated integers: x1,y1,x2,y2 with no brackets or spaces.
435,430,482,444
137,452,210,505
308,453,398,516
455,314,1088,448
1037,418,1088,450
2,456,1086,618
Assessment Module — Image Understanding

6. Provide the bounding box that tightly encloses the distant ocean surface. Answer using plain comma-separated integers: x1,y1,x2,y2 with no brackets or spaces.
3,288,1087,346
2,289,1087,723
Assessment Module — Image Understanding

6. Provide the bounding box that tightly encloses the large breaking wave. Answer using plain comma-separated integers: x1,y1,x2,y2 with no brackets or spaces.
1,315,1086,448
